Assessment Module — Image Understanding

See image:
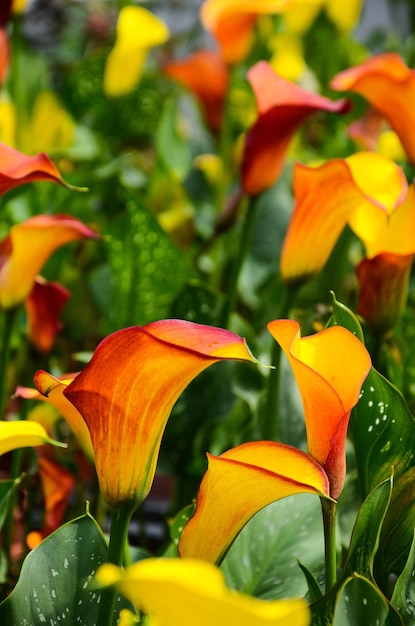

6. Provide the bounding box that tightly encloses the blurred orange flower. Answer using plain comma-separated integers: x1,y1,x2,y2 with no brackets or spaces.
25,277,70,354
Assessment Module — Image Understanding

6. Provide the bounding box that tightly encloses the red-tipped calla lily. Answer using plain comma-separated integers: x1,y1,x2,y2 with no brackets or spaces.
241,61,351,195
0,141,79,194
25,277,70,354
178,440,330,563
96,558,311,626
0,214,99,310
331,53,415,164
200,0,293,65
44,320,257,510
27,371,94,462
280,152,407,283
26,456,75,550
164,50,228,132
268,320,371,498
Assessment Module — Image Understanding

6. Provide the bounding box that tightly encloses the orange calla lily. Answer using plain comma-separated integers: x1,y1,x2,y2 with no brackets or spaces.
19,372,94,461
25,277,70,354
241,61,351,195
178,440,330,563
280,153,407,283
26,456,75,549
0,214,99,310
200,0,293,64
0,141,78,194
331,53,415,164
268,320,371,498
0,28,8,86
96,558,311,626
164,50,228,132
46,320,256,510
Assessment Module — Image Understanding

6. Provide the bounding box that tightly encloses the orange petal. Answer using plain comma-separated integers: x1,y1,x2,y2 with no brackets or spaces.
179,440,330,563
0,28,9,86
267,320,371,498
63,320,256,509
331,53,415,164
280,153,407,283
357,253,413,335
241,62,350,195
200,0,293,64
164,50,228,132
0,214,99,309
31,371,94,462
25,277,70,354
0,141,78,193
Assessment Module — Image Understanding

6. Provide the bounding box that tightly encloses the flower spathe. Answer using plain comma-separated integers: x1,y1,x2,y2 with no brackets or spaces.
103,6,169,97
0,141,77,194
164,50,228,132
280,153,407,283
61,320,256,510
331,53,415,164
268,320,371,498
25,277,70,354
241,61,350,195
0,214,99,310
0,420,64,456
96,558,311,626
200,0,293,64
178,440,330,563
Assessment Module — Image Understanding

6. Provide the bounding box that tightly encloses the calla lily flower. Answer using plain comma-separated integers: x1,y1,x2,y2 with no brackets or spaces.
25,277,70,354
331,53,415,164
0,141,78,194
179,440,331,562
26,456,75,549
21,371,94,462
0,28,8,86
96,558,311,626
0,214,99,310
241,61,350,195
200,0,293,64
0,420,64,456
179,321,370,563
164,50,228,132
268,320,371,498
103,6,169,97
280,152,408,283
39,320,256,510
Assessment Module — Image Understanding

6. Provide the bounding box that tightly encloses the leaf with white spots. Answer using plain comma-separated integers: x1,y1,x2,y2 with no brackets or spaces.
333,575,389,626
0,512,133,626
391,529,415,625
220,493,325,600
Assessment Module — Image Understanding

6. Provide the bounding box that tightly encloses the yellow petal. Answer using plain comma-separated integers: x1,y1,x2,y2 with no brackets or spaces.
63,321,256,509
179,441,330,563
325,0,363,32
96,558,311,626
0,420,64,456
268,320,371,498
103,7,169,96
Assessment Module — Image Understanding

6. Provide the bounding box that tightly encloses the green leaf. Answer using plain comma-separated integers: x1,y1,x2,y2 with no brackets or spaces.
0,513,132,626
328,291,365,342
156,98,192,180
221,494,325,600
0,479,19,530
298,560,324,602
390,529,415,625
332,575,390,626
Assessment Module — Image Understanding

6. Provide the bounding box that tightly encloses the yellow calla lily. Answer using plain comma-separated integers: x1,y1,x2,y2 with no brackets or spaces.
179,441,330,563
0,420,64,456
96,558,311,626
280,153,407,283
39,320,256,510
104,6,169,97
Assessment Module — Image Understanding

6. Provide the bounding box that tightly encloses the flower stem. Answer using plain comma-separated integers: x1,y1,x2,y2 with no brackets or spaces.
96,505,134,626
321,497,337,591
0,308,17,419
219,193,257,328
263,285,296,440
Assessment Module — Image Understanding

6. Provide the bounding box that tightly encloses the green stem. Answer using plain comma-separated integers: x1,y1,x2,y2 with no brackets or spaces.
96,505,134,626
321,498,337,591
219,193,257,328
263,285,296,440
0,308,17,419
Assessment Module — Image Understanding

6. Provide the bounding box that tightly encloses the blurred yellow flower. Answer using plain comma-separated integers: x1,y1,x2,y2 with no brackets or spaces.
104,6,169,97
283,0,363,34
269,32,306,81
20,91,75,154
